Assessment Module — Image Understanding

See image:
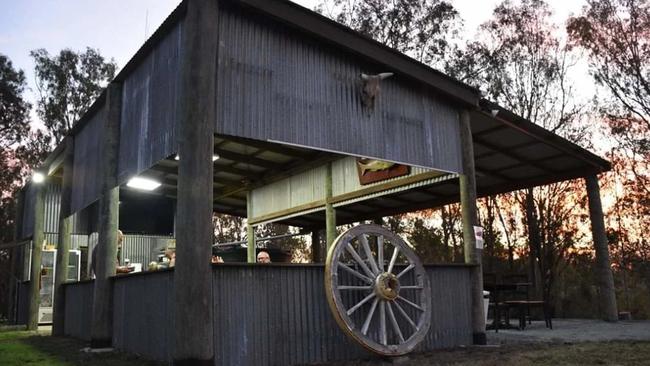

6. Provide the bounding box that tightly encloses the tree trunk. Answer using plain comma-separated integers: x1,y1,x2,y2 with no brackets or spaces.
585,174,618,321
524,189,543,300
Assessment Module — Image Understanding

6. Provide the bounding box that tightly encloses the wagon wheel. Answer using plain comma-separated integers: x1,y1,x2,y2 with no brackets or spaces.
325,224,431,356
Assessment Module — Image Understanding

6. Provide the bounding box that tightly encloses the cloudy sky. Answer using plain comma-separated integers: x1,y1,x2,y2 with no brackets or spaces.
0,0,589,114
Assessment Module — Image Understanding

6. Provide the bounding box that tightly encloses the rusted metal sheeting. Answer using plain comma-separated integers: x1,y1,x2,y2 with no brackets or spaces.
112,271,174,361
216,8,462,172
63,281,94,340
71,105,106,214
118,21,183,185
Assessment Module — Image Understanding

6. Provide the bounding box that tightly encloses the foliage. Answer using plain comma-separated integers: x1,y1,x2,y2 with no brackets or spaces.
212,213,245,244
315,0,461,69
0,56,38,321
256,223,309,263
567,0,650,159
0,55,31,148
31,47,116,144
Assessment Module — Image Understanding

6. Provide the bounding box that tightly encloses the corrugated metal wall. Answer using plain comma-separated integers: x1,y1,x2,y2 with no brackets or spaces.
216,8,462,172
112,270,174,362
20,182,62,239
20,185,36,239
63,280,94,340
213,265,368,366
332,157,433,196
15,281,29,325
62,264,472,365
251,164,327,218
118,21,183,185
251,156,438,220
71,105,106,214
43,183,61,233
212,264,472,366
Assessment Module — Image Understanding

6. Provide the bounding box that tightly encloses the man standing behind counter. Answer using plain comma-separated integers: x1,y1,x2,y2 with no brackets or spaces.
91,230,134,277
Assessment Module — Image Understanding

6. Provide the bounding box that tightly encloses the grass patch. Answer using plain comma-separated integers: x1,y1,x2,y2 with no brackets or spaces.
1,329,649,366
0,330,162,366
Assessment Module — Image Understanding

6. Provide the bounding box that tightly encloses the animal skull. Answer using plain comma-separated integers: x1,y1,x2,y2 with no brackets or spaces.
360,72,393,110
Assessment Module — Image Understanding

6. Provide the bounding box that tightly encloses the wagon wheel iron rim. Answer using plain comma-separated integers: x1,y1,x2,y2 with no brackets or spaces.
325,224,432,356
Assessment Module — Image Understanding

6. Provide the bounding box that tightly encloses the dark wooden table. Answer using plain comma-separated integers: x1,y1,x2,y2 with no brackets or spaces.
484,282,531,332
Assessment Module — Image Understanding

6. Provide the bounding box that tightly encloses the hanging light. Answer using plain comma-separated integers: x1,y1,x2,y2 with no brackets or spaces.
126,177,162,191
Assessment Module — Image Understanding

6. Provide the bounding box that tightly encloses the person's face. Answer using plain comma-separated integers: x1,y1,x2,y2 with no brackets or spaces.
257,252,271,263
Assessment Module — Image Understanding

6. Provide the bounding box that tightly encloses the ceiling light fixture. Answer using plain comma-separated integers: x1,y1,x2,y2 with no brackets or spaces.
32,172,45,184
174,154,219,161
126,177,162,191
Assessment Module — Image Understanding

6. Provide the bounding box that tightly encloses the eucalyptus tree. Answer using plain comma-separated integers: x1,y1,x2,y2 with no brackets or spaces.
31,47,116,144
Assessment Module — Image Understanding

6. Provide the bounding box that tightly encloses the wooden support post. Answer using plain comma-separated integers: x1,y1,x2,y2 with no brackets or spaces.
91,82,121,349
325,162,336,249
585,174,618,321
8,190,24,324
174,0,218,364
247,191,255,263
27,184,45,330
53,137,74,336
458,109,486,345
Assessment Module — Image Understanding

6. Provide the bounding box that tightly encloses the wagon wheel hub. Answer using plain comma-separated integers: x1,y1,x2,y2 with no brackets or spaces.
375,273,400,301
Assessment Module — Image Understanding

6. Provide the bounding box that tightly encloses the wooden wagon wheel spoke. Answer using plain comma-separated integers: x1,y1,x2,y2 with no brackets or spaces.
347,292,376,316
325,224,432,356
377,236,384,272
338,262,373,284
392,300,419,332
358,234,380,275
396,264,414,279
379,301,387,345
397,295,424,312
386,302,405,343
345,243,376,278
361,298,379,335
387,245,400,274
400,285,423,290
338,285,373,290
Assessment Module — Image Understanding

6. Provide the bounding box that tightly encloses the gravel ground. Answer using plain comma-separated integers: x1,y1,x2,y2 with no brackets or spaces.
489,318,650,344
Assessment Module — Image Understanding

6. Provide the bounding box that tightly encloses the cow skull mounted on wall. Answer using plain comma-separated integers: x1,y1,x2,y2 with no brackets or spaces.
360,72,393,111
